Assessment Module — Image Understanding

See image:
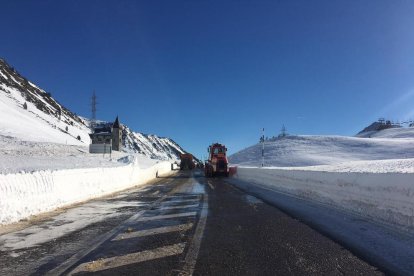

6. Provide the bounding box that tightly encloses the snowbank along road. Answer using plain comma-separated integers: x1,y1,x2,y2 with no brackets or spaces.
2,170,410,275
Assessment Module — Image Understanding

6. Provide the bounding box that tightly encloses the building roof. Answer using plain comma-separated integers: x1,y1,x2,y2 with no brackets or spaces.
113,116,120,128
94,126,112,134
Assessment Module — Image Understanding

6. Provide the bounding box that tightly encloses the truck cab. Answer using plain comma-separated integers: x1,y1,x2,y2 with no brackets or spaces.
205,143,229,177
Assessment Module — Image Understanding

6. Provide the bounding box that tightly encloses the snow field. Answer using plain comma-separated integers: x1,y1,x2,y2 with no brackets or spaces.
0,84,90,145
229,135,414,167
356,126,414,139
0,161,174,225
234,167,414,231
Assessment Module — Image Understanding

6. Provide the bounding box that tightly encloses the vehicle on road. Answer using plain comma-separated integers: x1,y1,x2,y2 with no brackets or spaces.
204,143,229,177
180,153,195,170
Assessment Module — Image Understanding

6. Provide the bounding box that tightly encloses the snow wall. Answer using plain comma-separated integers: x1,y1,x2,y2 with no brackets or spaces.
0,161,173,225
234,168,414,231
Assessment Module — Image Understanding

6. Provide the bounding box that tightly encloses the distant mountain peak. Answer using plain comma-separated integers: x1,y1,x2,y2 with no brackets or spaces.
356,119,404,138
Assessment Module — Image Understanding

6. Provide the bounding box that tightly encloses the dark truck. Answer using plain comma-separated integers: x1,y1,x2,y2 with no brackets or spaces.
180,153,195,170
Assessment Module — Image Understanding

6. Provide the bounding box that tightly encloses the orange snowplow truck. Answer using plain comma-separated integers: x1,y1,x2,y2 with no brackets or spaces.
205,143,229,177
180,153,195,170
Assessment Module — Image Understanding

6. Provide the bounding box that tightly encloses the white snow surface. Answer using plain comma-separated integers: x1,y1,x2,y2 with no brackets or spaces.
230,129,414,231
0,135,148,174
0,71,8,80
122,125,185,160
0,83,90,145
0,59,185,174
0,82,184,165
248,158,414,173
0,59,184,225
0,134,164,174
234,168,414,231
357,126,414,138
0,160,173,225
230,135,414,172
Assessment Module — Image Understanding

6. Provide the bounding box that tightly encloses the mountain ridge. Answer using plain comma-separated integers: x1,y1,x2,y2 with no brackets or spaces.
0,58,186,160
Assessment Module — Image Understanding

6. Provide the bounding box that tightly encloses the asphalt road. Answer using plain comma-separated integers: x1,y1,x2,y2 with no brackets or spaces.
0,170,383,275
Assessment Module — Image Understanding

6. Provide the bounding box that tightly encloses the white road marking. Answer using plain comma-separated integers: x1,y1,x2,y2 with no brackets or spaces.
137,212,197,222
181,193,209,275
68,243,186,275
47,182,203,275
158,204,200,210
112,223,194,241
207,181,214,190
45,209,145,276
46,194,170,276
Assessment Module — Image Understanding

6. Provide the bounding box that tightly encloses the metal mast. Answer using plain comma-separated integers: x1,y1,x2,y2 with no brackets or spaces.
91,90,97,130
262,127,265,167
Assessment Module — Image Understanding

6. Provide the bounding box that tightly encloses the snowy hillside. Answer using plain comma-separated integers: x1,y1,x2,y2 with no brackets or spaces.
0,58,187,172
123,128,185,160
0,58,90,145
82,121,186,160
229,134,414,169
356,125,414,139
122,124,185,160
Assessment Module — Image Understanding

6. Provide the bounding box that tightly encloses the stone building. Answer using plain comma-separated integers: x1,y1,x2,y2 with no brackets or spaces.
112,116,122,151
89,116,123,152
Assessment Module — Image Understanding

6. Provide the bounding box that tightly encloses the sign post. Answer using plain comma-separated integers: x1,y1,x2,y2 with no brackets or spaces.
262,128,265,167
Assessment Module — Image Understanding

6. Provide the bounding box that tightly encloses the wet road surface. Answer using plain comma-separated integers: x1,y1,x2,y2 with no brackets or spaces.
0,170,383,275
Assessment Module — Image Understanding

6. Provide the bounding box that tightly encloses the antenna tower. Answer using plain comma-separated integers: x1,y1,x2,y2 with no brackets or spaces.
91,90,97,129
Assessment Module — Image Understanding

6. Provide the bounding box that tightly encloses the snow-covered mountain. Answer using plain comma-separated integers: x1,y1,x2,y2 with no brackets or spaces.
122,125,185,160
356,121,414,139
0,58,186,161
229,133,414,167
87,121,186,160
0,58,91,144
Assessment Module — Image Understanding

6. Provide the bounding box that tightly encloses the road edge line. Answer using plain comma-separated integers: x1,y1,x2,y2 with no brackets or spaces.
181,192,209,275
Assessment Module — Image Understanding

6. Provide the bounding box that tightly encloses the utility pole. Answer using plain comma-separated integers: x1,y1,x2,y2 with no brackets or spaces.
262,127,265,167
91,90,97,130
282,124,286,137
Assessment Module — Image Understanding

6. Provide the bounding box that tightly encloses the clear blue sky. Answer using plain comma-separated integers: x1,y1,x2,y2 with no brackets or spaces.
1,0,414,159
